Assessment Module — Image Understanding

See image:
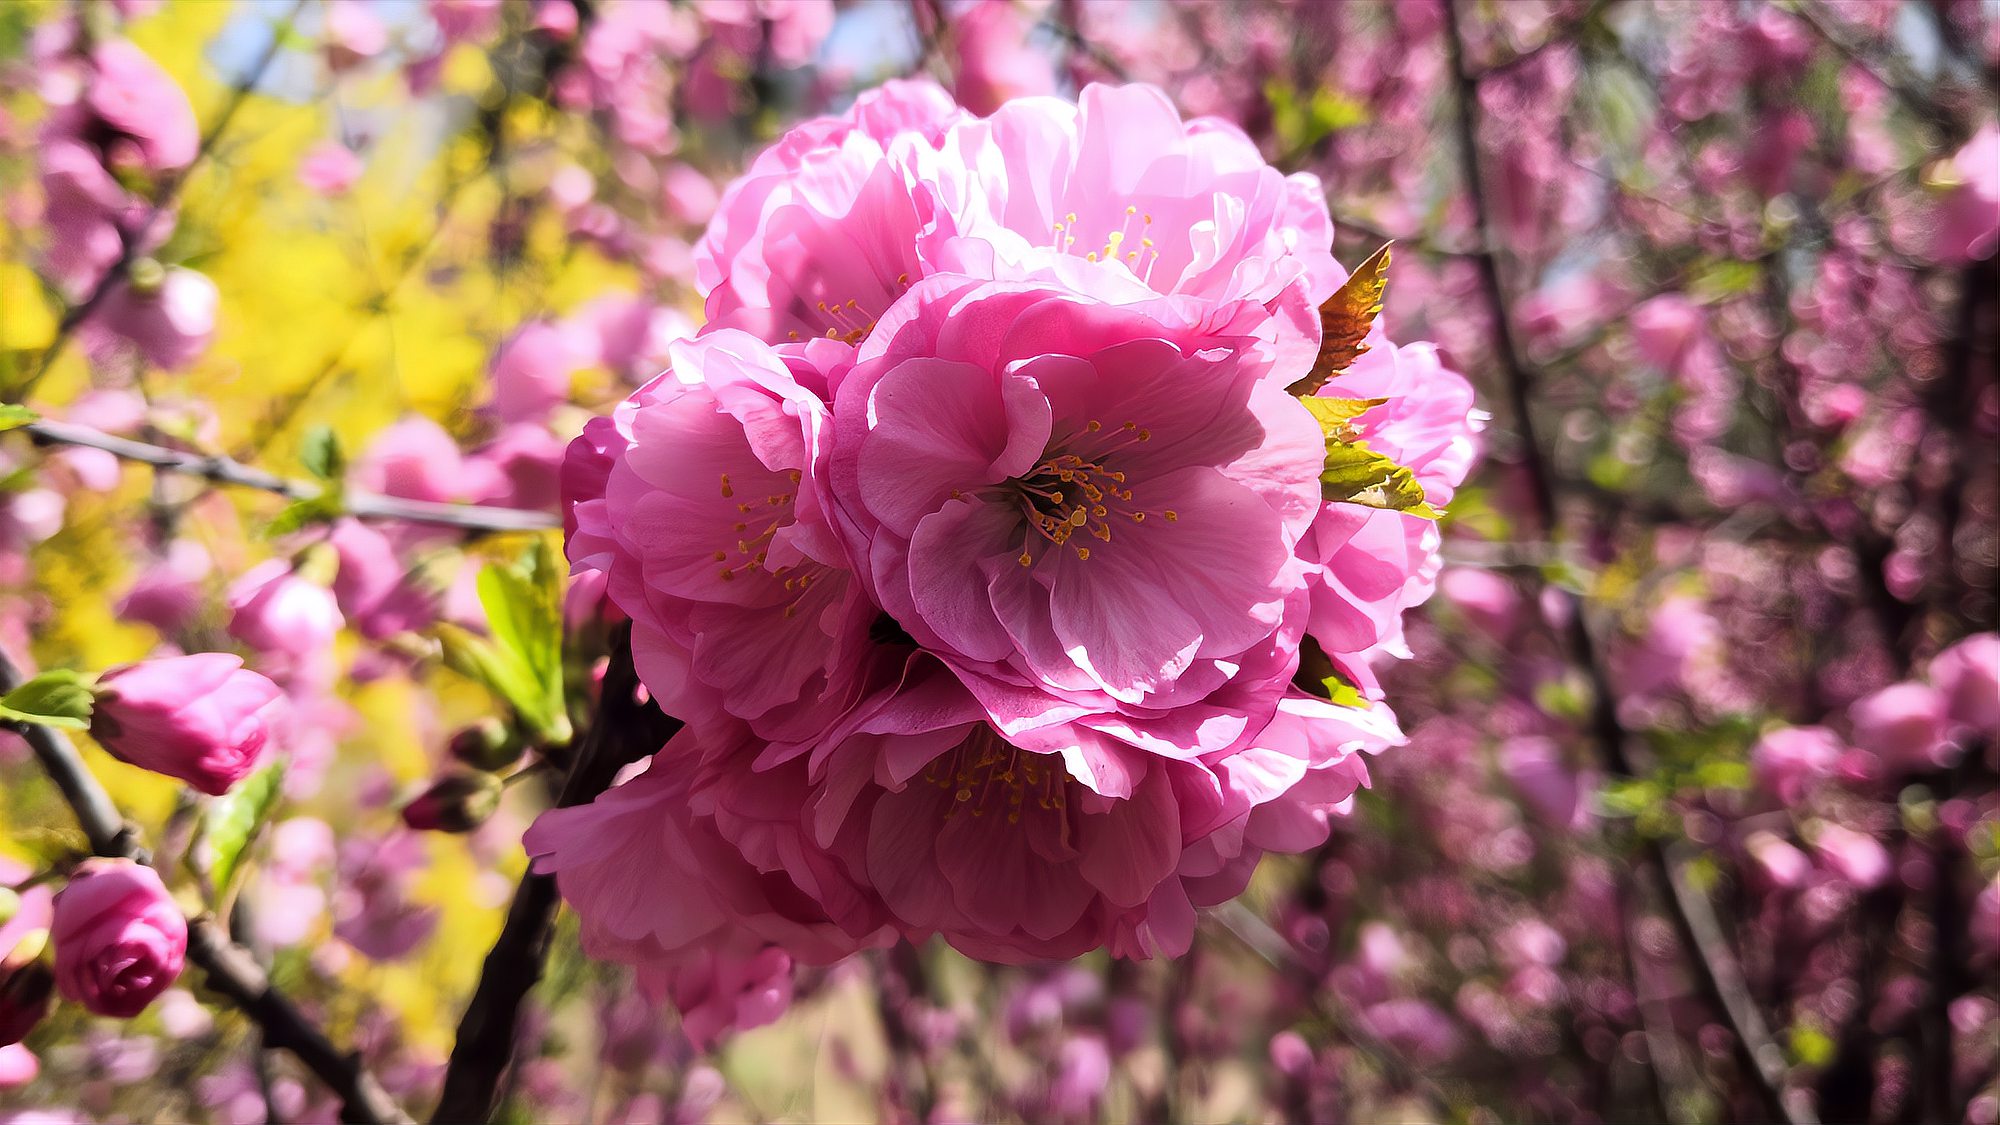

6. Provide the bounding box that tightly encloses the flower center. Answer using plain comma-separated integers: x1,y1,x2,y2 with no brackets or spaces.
923,726,1065,824
710,469,819,617
1003,420,1176,566
783,274,912,345
1052,206,1163,285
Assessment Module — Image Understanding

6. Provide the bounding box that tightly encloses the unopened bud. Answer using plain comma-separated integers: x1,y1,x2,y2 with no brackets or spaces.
0,931,53,1047
127,257,167,296
401,771,503,833
448,718,524,772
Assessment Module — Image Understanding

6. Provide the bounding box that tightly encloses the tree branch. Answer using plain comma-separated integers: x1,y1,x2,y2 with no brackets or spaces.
0,649,410,1125
431,624,676,1124
1439,5,1815,1123
21,418,558,534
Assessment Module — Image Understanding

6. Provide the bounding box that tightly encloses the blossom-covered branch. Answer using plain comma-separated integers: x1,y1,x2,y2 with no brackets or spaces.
0,650,410,1124
1440,5,1817,1122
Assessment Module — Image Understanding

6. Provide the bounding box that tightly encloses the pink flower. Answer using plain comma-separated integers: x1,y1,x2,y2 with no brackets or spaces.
81,41,198,174
1930,123,2000,264
81,265,218,371
1629,294,1707,373
298,141,363,197
1929,633,1999,736
829,276,1320,734
524,731,890,980
933,83,1341,369
351,416,502,504
1301,340,1480,692
1050,1033,1111,1116
49,860,186,1019
1811,822,1891,889
328,520,440,640
1849,681,1954,772
430,0,503,44
0,938,52,1048
37,141,153,294
227,559,344,661
469,423,568,512
1743,830,1812,888
489,320,592,423
323,0,388,70
115,538,212,635
1751,725,1844,805
696,79,967,343
91,654,285,795
666,947,795,1048
564,330,869,743
951,1,1058,115
807,673,1391,962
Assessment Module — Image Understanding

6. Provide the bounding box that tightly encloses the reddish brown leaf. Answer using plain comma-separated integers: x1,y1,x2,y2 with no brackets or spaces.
1287,241,1392,397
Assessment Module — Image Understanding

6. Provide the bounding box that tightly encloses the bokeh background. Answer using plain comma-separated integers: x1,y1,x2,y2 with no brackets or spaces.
1,0,1997,1122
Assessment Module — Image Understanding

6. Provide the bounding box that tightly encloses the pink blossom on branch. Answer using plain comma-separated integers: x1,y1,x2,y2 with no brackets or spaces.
90,654,286,796
49,860,186,1019
538,77,1476,1028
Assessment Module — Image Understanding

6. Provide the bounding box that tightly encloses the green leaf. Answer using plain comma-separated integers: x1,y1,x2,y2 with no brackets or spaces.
0,404,37,432
299,425,346,482
1301,398,1440,518
264,493,345,538
0,669,96,730
197,763,284,903
1291,637,1369,709
443,540,570,744
1266,78,1369,156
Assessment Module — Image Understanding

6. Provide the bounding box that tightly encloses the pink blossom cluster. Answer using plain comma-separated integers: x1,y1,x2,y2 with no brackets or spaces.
31,24,215,370
531,80,1480,1036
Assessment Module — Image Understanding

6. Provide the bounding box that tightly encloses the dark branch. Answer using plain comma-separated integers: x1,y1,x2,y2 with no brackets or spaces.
431,624,677,1124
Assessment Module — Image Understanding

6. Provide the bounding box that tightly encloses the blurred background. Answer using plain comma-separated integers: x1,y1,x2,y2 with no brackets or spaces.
0,0,1997,1122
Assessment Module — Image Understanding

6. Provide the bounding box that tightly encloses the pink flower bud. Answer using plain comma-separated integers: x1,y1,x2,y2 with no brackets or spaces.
1929,633,2000,736
1848,681,1954,773
400,771,504,834
82,265,218,372
227,559,343,660
91,653,285,795
50,860,186,1019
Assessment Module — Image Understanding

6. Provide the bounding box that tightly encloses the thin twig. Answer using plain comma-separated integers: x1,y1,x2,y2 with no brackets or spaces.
431,624,677,1124
0,649,411,1125
21,418,558,533
1439,5,1815,1123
